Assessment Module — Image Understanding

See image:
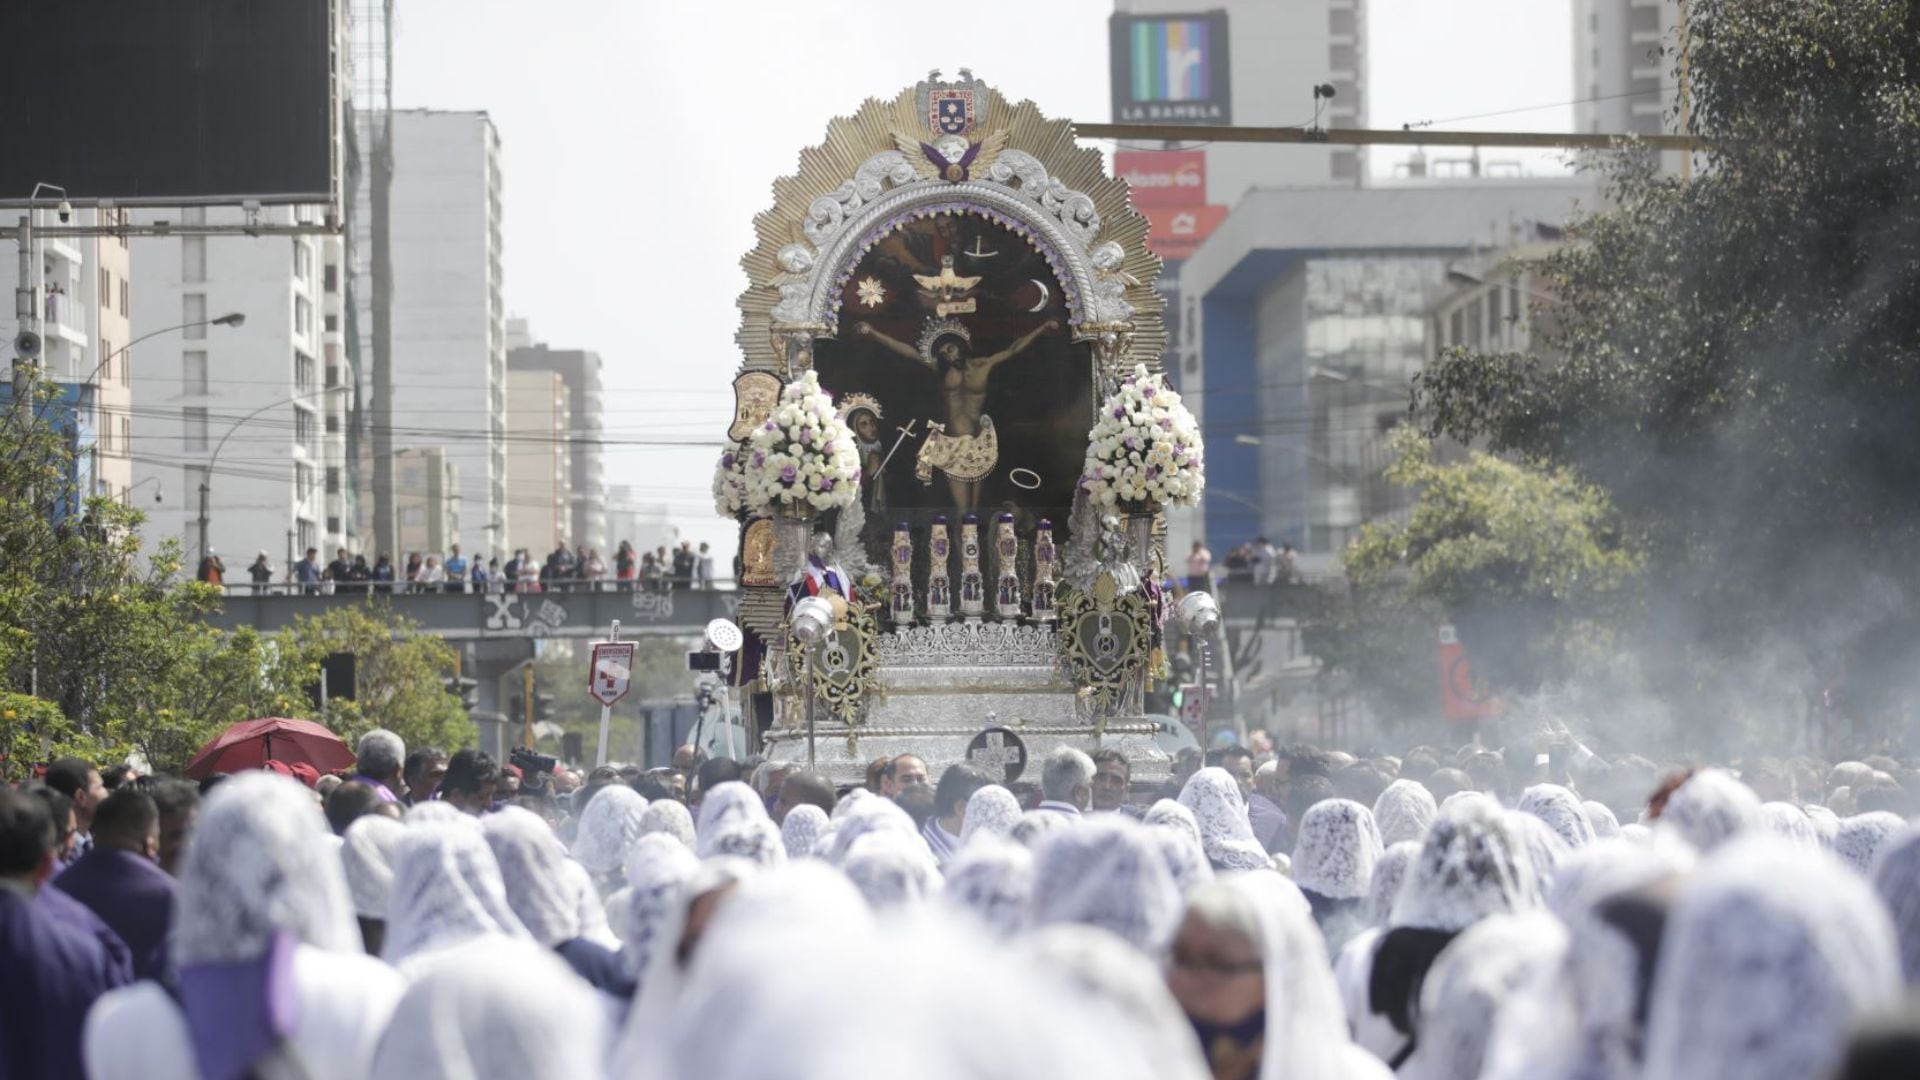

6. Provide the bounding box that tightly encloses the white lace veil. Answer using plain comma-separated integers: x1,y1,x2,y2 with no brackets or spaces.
1641,836,1902,1080
1010,809,1070,847
405,800,471,827
1868,825,1920,986
1374,779,1439,848
173,772,360,964
1150,816,1216,893
694,781,768,856
570,785,649,874
1582,800,1622,840
1507,809,1572,897
382,820,529,966
1366,841,1421,928
369,936,606,1080
705,816,788,868
1390,798,1539,933
779,803,829,859
1025,924,1211,1080
844,831,943,909
942,840,1034,933
618,832,702,982
1655,769,1761,854
1030,816,1182,954
1144,798,1206,849
825,794,920,866
1834,811,1905,874
1803,804,1840,850
342,813,407,921
1400,912,1568,1080
1758,801,1819,849
1177,767,1270,871
638,797,696,850
481,806,582,947
960,784,1022,846
1293,798,1384,900
1517,784,1596,850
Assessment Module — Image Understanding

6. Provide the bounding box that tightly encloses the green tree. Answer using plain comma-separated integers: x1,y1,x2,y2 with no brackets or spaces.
271,605,475,755
1340,431,1643,700
1414,0,1920,742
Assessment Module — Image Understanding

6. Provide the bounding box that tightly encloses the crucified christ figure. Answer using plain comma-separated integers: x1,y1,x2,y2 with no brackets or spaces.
855,317,1059,512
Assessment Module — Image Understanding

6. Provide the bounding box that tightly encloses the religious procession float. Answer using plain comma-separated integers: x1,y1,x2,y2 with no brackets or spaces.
712,72,1211,785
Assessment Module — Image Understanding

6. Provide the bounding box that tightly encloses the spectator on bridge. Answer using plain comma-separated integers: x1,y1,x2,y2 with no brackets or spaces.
517,550,542,594
1277,541,1299,584
247,552,273,595
640,551,662,593
545,544,576,593
697,542,716,589
471,556,491,593
615,541,637,590
1251,536,1277,585
583,547,605,591
195,549,225,586
1186,540,1213,592
402,552,422,592
325,547,352,593
348,554,372,589
672,541,697,591
295,547,321,595
371,553,396,594
418,556,447,590
443,545,469,593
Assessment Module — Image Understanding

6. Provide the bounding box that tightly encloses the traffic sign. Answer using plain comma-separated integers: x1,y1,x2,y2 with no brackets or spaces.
588,641,636,708
965,726,1028,784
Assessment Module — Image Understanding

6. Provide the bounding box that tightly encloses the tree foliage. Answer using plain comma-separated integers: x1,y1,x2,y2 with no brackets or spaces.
1336,430,1643,704
1413,0,1920,740
270,605,474,758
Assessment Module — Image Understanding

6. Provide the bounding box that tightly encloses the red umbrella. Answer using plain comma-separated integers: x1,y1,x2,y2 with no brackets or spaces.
184,717,356,780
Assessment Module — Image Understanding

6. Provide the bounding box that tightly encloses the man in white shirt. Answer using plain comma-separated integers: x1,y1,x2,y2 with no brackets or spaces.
1037,746,1094,817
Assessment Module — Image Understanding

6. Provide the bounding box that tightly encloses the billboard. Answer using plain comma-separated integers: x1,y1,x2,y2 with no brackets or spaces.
0,1,337,205
1115,150,1208,207
1110,11,1233,126
1139,204,1229,261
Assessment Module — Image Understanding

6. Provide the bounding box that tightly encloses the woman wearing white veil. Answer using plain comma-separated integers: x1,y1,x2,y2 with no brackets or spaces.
341,813,406,954
1517,784,1597,850
381,820,529,974
570,785,648,887
1868,825,1920,986
1030,816,1185,954
845,831,943,909
1373,779,1438,848
610,857,761,1075
943,840,1034,933
1028,923,1211,1080
1834,810,1905,874
1641,836,1902,1080
617,833,702,984
704,815,789,868
1166,872,1391,1080
959,784,1022,846
1582,800,1622,840
1654,768,1761,854
1397,912,1568,1080
779,802,829,859
482,806,632,997
369,937,607,1080
637,797,696,850
1291,798,1384,957
693,781,768,856
825,793,921,866
1179,768,1272,872
83,773,405,1080
1758,800,1820,848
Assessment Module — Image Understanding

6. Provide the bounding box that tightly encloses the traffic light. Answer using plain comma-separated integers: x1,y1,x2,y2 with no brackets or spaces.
443,675,479,712
534,693,555,726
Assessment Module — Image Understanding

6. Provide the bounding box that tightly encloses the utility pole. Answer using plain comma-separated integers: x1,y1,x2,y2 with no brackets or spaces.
11,213,35,400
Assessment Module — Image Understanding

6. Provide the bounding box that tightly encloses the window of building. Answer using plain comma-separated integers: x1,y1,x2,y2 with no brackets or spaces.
325,412,340,434
323,263,338,292
119,416,130,455
100,339,112,381
294,242,311,282
184,406,209,451
327,516,341,535
325,466,340,494
183,351,208,395
119,278,128,316
295,297,313,338
182,207,206,226
182,238,207,284
1330,43,1357,74
400,506,426,526
1448,308,1465,346
324,313,338,333
294,352,315,391
297,518,316,554
295,462,315,502
294,408,314,451
183,295,207,338
185,465,210,505
1329,8,1356,36
1489,285,1505,329
99,268,111,303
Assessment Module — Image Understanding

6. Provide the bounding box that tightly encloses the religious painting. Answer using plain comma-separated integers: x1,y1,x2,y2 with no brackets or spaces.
815,210,1089,566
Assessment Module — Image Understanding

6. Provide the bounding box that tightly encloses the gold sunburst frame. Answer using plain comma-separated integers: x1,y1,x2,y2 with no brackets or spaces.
733,71,1167,382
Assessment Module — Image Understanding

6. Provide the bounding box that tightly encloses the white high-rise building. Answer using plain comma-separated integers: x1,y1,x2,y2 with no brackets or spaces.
1573,0,1681,137
129,207,354,570
374,108,507,557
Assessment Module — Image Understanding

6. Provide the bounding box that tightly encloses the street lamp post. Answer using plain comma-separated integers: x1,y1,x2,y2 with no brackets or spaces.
197,386,331,565
81,313,244,498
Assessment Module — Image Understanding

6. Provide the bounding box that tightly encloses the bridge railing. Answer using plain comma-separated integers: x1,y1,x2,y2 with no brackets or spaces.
205,580,743,639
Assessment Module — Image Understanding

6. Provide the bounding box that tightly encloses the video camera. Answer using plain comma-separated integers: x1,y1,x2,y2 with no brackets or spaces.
509,747,559,794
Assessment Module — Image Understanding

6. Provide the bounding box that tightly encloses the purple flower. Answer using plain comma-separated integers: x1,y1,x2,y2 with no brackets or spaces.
1146,465,1161,478
721,452,735,467
752,450,766,467
1158,418,1172,430
817,476,834,492
780,464,797,483
799,428,813,445
1125,436,1143,452
820,441,835,454
764,420,777,431
1112,405,1126,419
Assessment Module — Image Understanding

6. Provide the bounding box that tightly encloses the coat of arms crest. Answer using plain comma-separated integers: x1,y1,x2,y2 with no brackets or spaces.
917,69,987,137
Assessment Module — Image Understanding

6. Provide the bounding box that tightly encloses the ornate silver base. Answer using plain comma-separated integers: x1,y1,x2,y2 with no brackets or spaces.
766,622,1172,786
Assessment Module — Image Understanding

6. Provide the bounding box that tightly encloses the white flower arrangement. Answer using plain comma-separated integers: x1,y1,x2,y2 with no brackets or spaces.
743,370,862,514
1079,365,1205,509
712,441,755,518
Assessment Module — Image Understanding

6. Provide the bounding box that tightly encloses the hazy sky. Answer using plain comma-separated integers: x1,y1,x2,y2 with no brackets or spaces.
390,0,1575,561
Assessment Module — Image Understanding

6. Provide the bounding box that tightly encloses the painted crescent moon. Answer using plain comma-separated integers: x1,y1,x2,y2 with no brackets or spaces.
1027,278,1051,313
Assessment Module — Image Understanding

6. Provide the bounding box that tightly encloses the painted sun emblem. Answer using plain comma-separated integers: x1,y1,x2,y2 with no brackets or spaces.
856,276,887,309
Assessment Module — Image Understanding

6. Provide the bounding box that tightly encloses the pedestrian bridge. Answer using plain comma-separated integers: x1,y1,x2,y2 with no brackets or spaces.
202,580,1323,641
205,584,741,640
